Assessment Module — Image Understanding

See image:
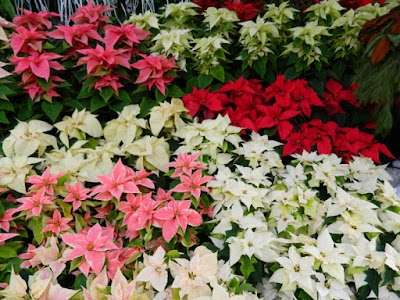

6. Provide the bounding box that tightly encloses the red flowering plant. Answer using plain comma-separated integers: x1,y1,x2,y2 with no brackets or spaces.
182,74,395,164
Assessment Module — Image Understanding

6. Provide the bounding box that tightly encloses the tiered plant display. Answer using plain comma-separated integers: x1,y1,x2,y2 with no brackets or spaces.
0,0,400,299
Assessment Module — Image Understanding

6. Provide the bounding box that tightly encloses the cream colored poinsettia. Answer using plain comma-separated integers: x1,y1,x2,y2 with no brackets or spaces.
191,34,230,72
103,105,147,146
239,17,280,61
45,149,93,184
136,246,168,292
169,246,218,299
305,0,344,21
124,136,170,172
28,268,77,300
0,156,43,193
150,29,193,70
203,7,239,30
54,109,103,147
79,141,125,182
263,2,298,26
2,120,57,158
163,2,199,25
125,11,160,30
149,98,188,136
0,267,28,299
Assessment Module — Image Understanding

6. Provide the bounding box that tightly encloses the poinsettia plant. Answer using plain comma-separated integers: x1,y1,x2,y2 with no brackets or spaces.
0,0,400,299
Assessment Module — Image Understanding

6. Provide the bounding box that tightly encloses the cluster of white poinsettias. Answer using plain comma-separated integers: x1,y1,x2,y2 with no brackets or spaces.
1,98,400,299
124,0,400,72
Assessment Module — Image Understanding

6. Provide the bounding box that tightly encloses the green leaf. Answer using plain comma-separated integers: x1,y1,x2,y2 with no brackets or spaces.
186,77,199,93
168,85,185,98
214,48,226,59
117,89,131,102
56,173,72,187
309,78,325,96
382,267,396,286
172,289,180,300
155,89,167,103
107,210,118,223
0,202,4,219
90,95,107,112
198,74,213,89
210,65,225,83
41,101,63,122
77,77,96,99
70,257,84,272
0,100,14,112
72,274,87,290
132,86,148,95
0,84,16,96
139,97,158,118
166,250,180,259
239,256,255,279
37,78,52,92
228,277,240,294
0,246,17,258
225,223,239,239
99,87,114,102
239,282,257,292
253,56,268,79
70,291,84,300
284,67,300,80
181,229,195,248
288,53,299,65
303,43,312,54
0,0,15,18
364,269,380,297
0,110,9,124
32,217,44,244
388,34,400,47
296,289,314,300
293,38,302,48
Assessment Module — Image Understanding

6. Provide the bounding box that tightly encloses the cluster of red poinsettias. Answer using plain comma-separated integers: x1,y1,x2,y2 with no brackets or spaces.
183,75,394,163
8,1,178,101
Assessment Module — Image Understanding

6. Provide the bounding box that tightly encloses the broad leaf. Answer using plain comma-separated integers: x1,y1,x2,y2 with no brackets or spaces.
0,246,17,258
198,74,213,89
0,110,9,124
90,95,107,112
239,256,255,279
210,65,225,83
168,85,185,98
99,87,114,102
253,56,267,79
41,101,63,122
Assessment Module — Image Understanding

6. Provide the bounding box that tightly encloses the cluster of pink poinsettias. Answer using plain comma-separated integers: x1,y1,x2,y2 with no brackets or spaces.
7,152,212,278
8,1,179,102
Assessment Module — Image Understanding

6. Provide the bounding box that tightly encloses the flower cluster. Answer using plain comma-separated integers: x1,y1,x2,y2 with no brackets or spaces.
182,75,394,163
208,131,400,299
0,1,399,299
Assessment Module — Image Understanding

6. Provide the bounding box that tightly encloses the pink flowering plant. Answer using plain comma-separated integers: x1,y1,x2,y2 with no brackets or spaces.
2,151,212,278
0,0,182,141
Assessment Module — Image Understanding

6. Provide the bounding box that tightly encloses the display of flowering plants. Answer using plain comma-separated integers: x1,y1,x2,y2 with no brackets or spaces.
0,0,400,299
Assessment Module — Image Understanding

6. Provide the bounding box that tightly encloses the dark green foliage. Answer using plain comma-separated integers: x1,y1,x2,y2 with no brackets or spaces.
353,51,400,138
